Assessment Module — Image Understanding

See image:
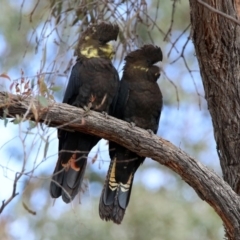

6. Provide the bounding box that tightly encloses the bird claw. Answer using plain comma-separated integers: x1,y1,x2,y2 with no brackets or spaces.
83,102,92,116
147,129,154,136
102,111,108,119
129,122,136,128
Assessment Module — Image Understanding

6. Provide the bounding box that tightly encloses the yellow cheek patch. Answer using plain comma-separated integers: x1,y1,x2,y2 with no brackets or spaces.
80,43,114,59
133,66,149,72
80,45,99,58
99,43,114,59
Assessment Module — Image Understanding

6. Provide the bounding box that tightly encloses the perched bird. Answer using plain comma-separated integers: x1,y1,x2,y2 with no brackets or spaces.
50,22,119,203
99,45,163,224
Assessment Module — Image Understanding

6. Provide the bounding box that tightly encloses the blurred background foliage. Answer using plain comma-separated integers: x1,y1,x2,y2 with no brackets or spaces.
0,0,223,239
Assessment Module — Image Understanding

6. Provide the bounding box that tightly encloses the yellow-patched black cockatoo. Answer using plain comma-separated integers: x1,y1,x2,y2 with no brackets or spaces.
50,22,119,203
99,45,163,224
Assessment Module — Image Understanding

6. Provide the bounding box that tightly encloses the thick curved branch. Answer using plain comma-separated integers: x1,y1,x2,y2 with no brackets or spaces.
0,92,240,236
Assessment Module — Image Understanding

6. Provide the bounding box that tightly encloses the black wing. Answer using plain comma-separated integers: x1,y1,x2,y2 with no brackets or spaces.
62,61,82,104
113,79,129,120
58,61,82,151
108,68,120,116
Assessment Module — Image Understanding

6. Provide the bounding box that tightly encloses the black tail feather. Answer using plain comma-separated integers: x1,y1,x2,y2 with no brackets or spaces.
50,131,100,203
50,159,64,199
50,156,87,203
99,158,134,224
61,160,87,203
99,184,127,224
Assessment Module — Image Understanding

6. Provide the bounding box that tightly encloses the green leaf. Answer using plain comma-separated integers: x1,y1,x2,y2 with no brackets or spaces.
37,96,49,107
3,109,9,127
13,118,22,124
4,118,8,127
49,86,62,92
28,120,37,130
43,136,50,158
31,78,35,89
22,131,35,135
41,46,47,70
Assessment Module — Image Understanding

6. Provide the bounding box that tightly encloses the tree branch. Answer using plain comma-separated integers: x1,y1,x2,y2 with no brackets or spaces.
0,91,240,236
0,172,19,214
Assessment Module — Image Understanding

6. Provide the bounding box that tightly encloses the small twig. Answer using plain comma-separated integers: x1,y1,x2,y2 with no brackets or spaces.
29,0,40,23
167,24,191,58
197,0,240,26
170,34,202,109
22,202,36,215
160,69,180,110
0,172,20,214
164,0,177,41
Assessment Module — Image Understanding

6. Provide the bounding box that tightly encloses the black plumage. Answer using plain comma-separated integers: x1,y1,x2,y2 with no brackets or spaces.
99,45,163,224
50,22,119,203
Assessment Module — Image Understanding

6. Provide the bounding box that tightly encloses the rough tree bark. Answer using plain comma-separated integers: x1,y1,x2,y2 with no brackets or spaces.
190,1,240,194
0,92,240,238
189,1,240,239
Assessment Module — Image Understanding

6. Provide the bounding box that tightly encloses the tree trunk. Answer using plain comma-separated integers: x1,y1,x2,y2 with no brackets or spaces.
189,0,240,193
189,1,240,239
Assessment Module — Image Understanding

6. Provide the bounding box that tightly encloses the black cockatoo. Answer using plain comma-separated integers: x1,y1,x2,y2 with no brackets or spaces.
99,45,163,224
50,22,119,203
